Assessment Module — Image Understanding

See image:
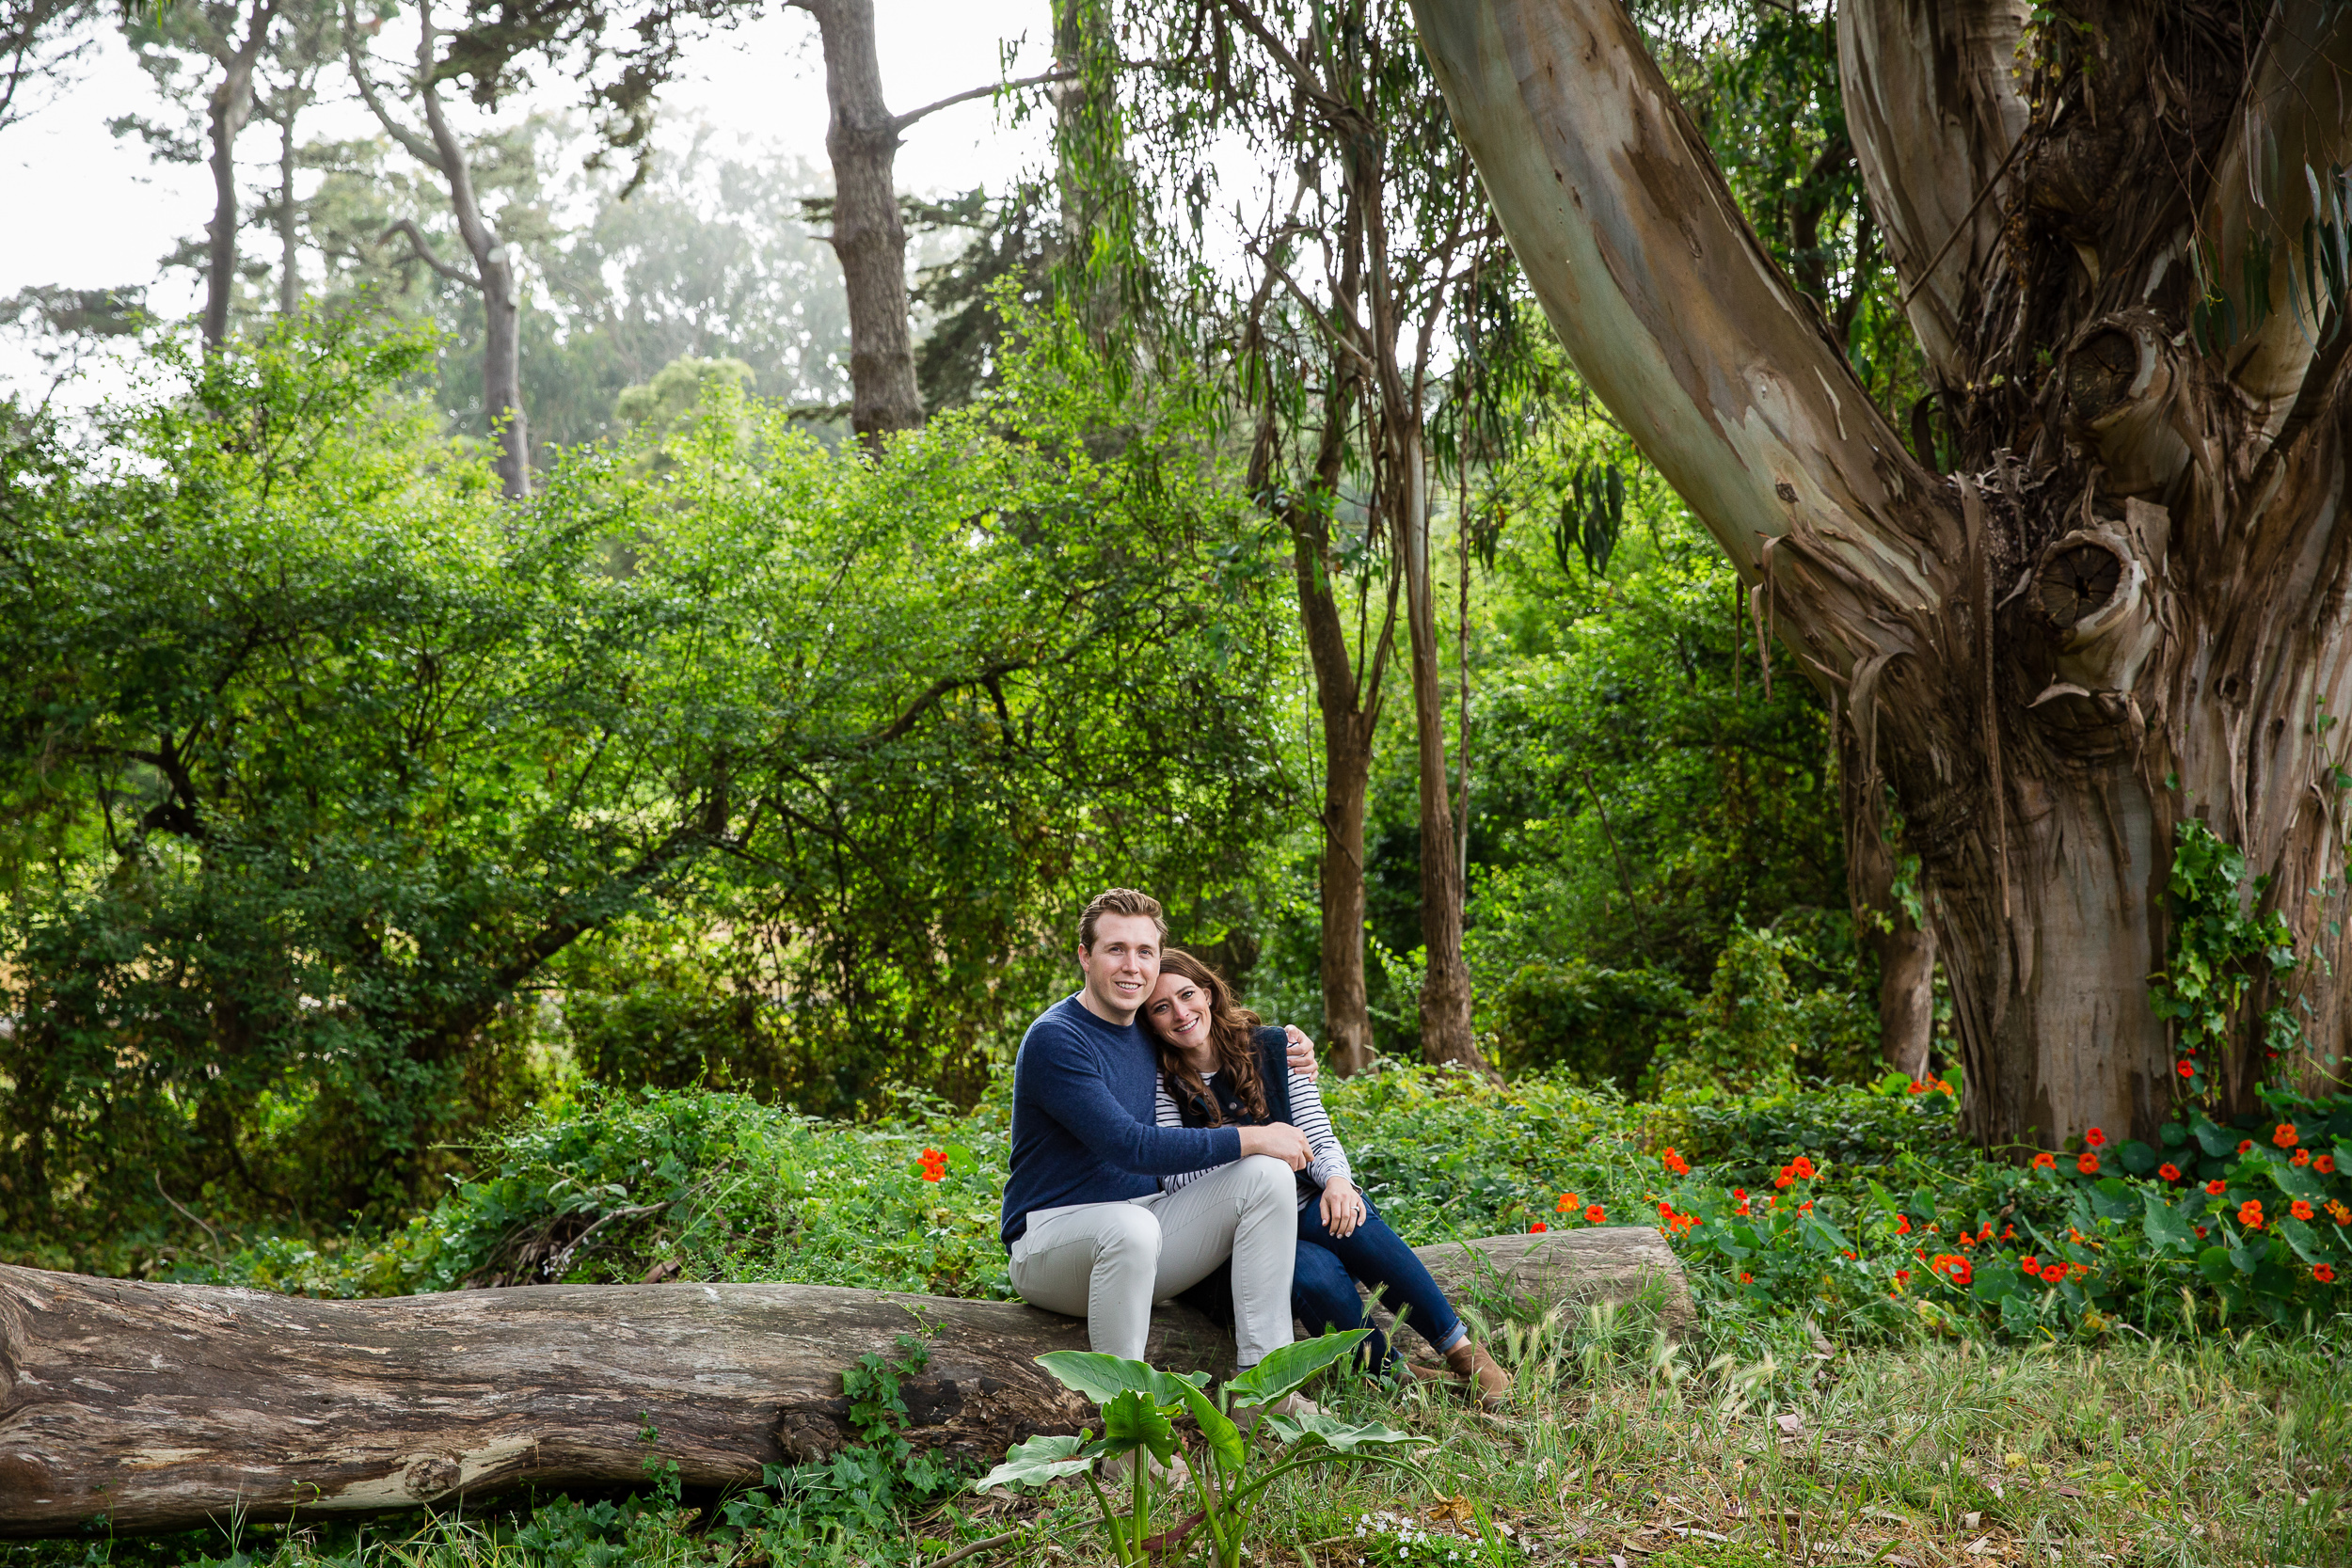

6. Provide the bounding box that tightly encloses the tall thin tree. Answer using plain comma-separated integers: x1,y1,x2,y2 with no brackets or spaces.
122,0,282,348
1092,0,1505,1070
346,0,530,497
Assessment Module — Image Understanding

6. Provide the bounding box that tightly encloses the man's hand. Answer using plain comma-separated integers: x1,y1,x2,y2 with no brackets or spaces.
1319,1175,1366,1238
1239,1122,1314,1170
1284,1025,1319,1080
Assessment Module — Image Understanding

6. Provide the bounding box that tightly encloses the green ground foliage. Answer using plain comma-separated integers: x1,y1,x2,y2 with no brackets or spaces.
152,1069,2352,1341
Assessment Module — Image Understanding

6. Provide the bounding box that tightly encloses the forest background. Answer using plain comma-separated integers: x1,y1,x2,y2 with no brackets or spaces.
5,0,1924,1261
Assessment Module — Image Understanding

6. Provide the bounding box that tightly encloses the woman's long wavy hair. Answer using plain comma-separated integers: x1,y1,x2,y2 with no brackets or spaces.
1147,949,1267,1125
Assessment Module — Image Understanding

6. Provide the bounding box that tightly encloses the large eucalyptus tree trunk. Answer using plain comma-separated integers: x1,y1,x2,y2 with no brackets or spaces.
1413,0,2352,1144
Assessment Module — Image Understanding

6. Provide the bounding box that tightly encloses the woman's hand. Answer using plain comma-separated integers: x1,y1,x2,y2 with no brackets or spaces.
1319,1175,1366,1238
1285,1024,1319,1080
1239,1122,1314,1170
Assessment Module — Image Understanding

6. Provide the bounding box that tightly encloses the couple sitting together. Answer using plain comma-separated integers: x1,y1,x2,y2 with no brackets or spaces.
998,886,1506,1414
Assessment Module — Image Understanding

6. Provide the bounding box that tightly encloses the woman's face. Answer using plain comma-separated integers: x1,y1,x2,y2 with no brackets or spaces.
1144,972,1216,1062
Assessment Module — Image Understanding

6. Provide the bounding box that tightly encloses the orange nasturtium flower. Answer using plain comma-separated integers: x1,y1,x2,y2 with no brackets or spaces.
1557,1192,1579,1213
2019,1255,2040,1275
1661,1148,1692,1176
1894,1213,1913,1235
2315,1264,2338,1285
1585,1204,1606,1225
2274,1123,2300,1148
2317,1153,2339,1175
1790,1155,1817,1179
917,1148,948,1181
2084,1127,2107,1148
2292,1199,2316,1222
2032,1152,2058,1170
2239,1199,2266,1229
2075,1151,2101,1176
2176,1059,2196,1079
1530,1221,1549,1233
2238,1139,2257,1155
2206,1180,2229,1196
2293,1148,2312,1167
2158,1163,2182,1181
2328,1200,2352,1226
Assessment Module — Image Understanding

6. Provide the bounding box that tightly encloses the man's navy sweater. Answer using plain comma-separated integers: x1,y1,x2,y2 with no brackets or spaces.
999,993,1243,1245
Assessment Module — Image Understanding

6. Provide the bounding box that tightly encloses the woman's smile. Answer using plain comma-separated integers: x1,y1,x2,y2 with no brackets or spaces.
1146,974,1217,1067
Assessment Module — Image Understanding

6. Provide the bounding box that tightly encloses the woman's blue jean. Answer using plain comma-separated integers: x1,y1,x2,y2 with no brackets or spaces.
1292,1195,1465,1371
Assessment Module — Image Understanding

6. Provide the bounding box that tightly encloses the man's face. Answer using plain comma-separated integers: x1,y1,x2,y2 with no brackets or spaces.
1077,912,1162,1023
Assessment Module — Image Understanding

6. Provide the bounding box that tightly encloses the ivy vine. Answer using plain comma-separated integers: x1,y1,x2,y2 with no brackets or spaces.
2149,819,2301,1101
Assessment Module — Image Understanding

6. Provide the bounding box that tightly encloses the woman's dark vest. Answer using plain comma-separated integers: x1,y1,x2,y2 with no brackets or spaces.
1172,1025,1294,1132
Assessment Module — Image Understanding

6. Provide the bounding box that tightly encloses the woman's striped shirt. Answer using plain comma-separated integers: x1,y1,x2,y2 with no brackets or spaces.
1154,1063,1353,1198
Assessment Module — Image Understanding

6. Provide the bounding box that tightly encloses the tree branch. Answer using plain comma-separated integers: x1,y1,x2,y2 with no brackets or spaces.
1839,0,2032,387
342,0,446,173
889,68,1073,135
376,217,479,286
410,0,501,270
864,662,1035,747
2199,0,2352,426
1409,0,1960,693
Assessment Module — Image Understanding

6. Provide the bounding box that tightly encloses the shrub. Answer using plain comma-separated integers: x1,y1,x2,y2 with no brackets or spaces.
1492,960,1691,1090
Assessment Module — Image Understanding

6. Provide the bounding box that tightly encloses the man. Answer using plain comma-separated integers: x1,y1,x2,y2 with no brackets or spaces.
1001,887,1313,1374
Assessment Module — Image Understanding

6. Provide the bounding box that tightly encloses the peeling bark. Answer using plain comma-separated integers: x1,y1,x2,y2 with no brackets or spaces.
1836,0,2029,388
0,1230,1685,1537
1841,725,1936,1082
1415,0,2352,1144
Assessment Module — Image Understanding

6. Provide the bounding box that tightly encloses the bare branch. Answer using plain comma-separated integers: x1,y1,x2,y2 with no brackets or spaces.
889,68,1073,135
376,217,478,285
864,662,1033,747
341,0,444,172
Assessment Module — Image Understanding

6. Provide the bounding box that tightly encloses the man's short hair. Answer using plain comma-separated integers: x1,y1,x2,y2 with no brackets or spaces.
1078,888,1167,951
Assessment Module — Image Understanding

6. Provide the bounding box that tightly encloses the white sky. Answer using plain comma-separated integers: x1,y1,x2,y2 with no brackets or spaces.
0,0,1055,402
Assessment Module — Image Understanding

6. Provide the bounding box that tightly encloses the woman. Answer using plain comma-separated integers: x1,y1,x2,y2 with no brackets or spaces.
1140,948,1508,1404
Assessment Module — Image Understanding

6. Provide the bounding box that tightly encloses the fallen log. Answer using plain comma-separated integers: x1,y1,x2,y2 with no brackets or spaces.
0,1227,1686,1537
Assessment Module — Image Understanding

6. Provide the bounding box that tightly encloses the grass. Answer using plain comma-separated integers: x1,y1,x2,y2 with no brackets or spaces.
20,1303,2347,1568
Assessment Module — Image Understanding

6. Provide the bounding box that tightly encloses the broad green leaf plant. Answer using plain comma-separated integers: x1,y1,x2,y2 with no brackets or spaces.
976,1329,1431,1568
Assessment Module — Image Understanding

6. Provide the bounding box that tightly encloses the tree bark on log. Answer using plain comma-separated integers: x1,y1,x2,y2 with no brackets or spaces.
0,1229,1684,1537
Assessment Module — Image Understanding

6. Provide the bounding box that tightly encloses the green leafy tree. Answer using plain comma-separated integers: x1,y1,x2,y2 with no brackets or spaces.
0,307,1292,1242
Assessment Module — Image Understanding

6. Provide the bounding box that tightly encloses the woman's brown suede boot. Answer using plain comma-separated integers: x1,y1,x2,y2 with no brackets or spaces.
1444,1339,1508,1407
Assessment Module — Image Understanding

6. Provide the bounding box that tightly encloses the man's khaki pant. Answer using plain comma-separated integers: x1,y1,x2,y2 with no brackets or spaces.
1009,1154,1297,1368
